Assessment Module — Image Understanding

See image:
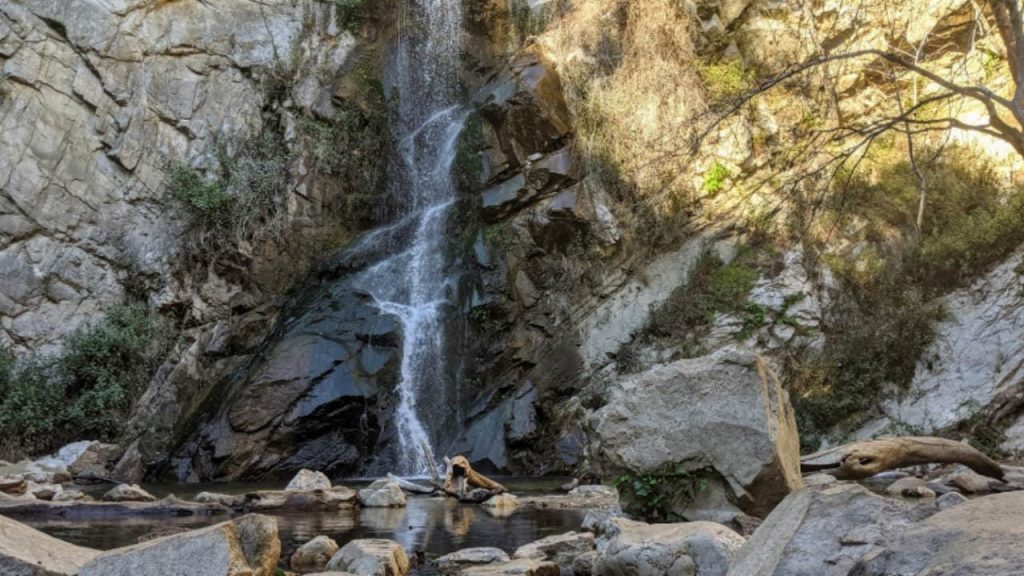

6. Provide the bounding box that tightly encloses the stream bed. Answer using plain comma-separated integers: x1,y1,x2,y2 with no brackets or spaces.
20,478,591,558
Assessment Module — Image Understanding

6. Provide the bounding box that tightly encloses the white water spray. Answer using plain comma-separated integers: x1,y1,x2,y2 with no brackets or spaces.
353,0,465,476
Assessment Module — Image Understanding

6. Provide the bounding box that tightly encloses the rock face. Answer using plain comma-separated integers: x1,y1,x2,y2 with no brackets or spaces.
358,479,407,508
595,518,745,576
0,513,99,575
293,535,341,574
727,484,936,576
287,469,332,492
79,514,279,576
851,491,1024,575
589,346,802,518
325,539,409,576
856,248,1024,449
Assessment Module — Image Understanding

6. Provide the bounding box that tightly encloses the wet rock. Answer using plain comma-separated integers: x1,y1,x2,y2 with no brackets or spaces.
26,481,62,501
942,467,996,494
293,535,341,573
244,487,357,512
460,559,559,576
518,489,619,510
854,491,1024,576
727,484,936,576
900,485,936,499
287,469,333,492
387,474,435,494
103,483,157,502
0,513,99,575
936,491,968,510
514,531,595,567
78,514,279,576
884,476,928,496
589,346,802,518
0,475,27,494
195,492,245,507
481,493,519,510
572,550,600,576
326,539,410,576
595,518,744,576
437,548,511,574
52,489,89,502
358,479,407,508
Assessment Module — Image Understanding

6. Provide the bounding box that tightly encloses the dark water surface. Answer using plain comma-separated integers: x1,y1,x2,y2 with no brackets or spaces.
23,478,590,559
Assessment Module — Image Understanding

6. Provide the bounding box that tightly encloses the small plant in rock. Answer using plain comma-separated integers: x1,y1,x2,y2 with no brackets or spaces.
169,164,232,228
612,464,712,522
698,61,750,101
702,162,730,196
333,0,368,32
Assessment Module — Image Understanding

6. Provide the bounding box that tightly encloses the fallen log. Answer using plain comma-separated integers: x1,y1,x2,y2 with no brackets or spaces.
801,436,1005,480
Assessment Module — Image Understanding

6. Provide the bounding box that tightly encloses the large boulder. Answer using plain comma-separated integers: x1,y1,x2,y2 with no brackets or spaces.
588,346,802,518
293,535,341,573
325,539,409,576
358,479,407,508
0,514,99,575
852,491,1024,576
287,469,332,492
78,514,279,576
596,518,745,576
727,484,935,576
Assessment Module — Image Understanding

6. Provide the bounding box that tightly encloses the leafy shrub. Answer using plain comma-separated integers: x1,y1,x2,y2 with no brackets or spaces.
613,464,712,521
169,164,232,228
0,306,174,460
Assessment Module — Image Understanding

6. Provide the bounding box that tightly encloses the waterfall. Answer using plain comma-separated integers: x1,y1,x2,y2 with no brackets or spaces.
353,0,466,477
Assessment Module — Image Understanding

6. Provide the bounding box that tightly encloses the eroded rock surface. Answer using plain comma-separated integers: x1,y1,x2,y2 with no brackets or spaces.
0,513,99,575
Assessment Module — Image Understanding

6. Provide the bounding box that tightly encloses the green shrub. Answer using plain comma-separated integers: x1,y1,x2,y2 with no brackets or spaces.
510,0,554,43
169,164,232,228
0,306,174,460
612,464,712,522
333,0,368,32
702,162,730,196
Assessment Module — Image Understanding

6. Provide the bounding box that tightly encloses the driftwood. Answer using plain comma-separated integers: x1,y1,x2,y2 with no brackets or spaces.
801,436,1005,480
443,455,507,495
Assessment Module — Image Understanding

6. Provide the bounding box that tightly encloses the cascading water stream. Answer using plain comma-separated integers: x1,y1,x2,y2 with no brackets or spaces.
352,0,466,476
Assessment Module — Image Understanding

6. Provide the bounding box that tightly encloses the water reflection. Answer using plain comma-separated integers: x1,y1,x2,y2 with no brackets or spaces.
24,495,590,559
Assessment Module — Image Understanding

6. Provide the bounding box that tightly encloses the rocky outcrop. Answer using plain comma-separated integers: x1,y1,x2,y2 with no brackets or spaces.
727,484,936,576
78,514,279,576
852,491,1024,576
0,513,99,575
589,346,802,518
856,248,1024,450
325,539,409,576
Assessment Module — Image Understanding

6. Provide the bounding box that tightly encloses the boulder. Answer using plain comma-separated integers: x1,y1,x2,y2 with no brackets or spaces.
514,532,595,567
103,483,157,502
26,482,62,501
596,518,744,576
0,475,28,494
326,539,409,576
437,548,511,574
589,347,802,518
358,479,407,508
287,469,332,492
78,514,279,576
293,535,341,573
460,559,560,576
66,442,123,480
727,484,935,576
853,491,1024,575
0,513,99,575
52,490,89,502
481,493,518,510
936,491,968,510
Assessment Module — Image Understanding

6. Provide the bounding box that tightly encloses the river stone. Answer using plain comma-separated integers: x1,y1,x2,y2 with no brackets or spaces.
727,483,936,576
358,479,407,507
26,481,62,501
437,548,511,574
287,469,332,491
482,493,518,510
589,346,802,518
0,475,27,494
936,491,968,510
459,559,560,576
325,539,409,576
52,489,88,502
103,483,157,502
853,491,1024,575
514,531,596,566
0,513,99,575
595,518,744,576
884,476,928,496
293,535,341,573
78,514,279,576
196,491,244,507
